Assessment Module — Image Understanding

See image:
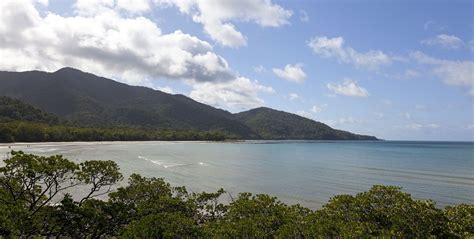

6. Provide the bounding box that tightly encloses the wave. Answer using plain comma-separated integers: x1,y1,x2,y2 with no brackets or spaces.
138,156,206,169
31,148,58,153
138,155,162,166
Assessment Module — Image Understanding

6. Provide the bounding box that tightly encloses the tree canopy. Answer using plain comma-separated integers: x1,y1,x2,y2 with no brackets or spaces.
0,151,472,238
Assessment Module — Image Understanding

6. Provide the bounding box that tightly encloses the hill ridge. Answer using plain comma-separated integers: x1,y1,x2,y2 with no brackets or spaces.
0,67,377,140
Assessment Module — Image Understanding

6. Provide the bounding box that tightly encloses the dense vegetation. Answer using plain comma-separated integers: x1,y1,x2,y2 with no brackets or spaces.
0,68,377,140
0,96,231,142
0,121,229,142
0,96,59,124
1,151,472,238
235,107,377,140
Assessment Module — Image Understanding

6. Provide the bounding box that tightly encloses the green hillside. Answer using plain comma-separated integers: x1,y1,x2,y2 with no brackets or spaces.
0,68,378,140
235,107,377,140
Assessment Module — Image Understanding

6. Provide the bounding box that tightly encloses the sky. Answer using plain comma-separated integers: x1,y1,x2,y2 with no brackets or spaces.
0,0,473,141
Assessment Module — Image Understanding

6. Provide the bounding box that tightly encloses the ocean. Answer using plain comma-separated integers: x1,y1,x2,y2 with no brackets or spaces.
0,140,472,209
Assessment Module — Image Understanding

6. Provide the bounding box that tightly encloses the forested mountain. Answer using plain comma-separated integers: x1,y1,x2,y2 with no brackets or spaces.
0,96,59,124
0,68,377,140
235,107,376,140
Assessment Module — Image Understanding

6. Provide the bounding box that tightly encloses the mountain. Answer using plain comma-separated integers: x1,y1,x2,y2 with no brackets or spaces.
0,96,59,124
235,107,376,140
0,68,256,138
0,68,377,140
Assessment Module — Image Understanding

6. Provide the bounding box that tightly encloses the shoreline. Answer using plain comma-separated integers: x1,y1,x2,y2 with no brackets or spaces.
1,139,472,147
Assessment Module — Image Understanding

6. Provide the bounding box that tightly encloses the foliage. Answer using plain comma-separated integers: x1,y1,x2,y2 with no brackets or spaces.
0,69,377,140
234,107,377,140
0,152,472,238
0,96,59,124
444,204,474,237
0,121,230,142
0,95,237,142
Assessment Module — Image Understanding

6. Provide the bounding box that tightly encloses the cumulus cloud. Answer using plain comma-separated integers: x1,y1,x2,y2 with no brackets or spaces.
410,51,474,95
0,0,272,110
327,79,369,97
189,77,274,111
253,65,266,73
421,34,464,49
157,0,292,47
0,0,234,82
324,117,363,127
405,123,440,130
296,110,313,119
423,20,446,32
296,104,327,120
157,86,175,94
288,93,299,100
311,104,327,113
373,112,384,119
272,64,307,82
299,10,309,22
403,69,420,79
308,36,393,70
403,112,412,120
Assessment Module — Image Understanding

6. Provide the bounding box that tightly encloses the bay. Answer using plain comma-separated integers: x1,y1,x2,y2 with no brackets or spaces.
0,140,472,209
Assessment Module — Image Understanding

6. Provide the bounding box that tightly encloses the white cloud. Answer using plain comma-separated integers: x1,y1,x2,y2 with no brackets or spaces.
189,77,274,111
421,34,464,49
75,0,152,14
373,112,384,119
311,104,327,113
427,123,440,129
411,51,474,95
157,86,175,94
116,0,151,13
35,0,48,6
403,112,411,120
324,117,363,127
403,69,419,79
405,123,423,130
296,110,313,119
272,64,307,82
467,124,474,130
0,0,271,110
327,79,369,97
381,99,392,105
338,117,360,124
308,36,393,70
415,104,427,111
405,123,440,130
296,104,327,119
74,0,115,15
423,20,446,32
288,93,299,101
0,0,233,82
157,0,292,47
299,10,309,22
253,65,266,73
310,105,322,113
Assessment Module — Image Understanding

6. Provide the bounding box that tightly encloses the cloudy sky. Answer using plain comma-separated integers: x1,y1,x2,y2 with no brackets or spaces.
0,0,473,140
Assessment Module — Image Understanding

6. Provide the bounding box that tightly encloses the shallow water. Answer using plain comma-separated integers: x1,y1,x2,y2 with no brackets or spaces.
0,140,472,209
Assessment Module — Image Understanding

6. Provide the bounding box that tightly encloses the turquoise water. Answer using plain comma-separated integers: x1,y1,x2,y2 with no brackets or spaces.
0,141,472,209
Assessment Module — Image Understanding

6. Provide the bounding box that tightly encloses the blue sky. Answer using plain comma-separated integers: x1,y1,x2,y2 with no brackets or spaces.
0,0,473,140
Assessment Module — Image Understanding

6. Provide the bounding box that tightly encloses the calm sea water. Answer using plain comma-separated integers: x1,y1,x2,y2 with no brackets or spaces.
0,141,472,209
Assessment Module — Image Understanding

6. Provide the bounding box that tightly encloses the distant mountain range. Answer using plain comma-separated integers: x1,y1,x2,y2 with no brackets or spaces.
0,68,377,140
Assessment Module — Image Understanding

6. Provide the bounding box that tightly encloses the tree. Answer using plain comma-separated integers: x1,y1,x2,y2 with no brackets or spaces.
444,204,474,237
76,160,123,204
0,151,123,237
0,152,472,238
